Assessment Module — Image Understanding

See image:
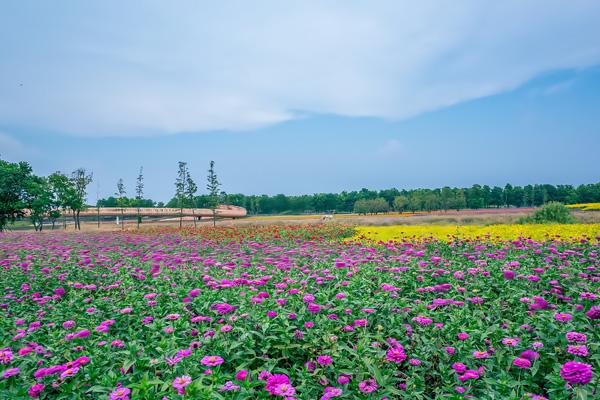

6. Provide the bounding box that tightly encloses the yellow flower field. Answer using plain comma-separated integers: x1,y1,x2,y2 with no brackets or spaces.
566,202,600,211
354,224,600,242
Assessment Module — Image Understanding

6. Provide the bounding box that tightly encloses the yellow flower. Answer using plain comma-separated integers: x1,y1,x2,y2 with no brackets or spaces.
353,224,600,243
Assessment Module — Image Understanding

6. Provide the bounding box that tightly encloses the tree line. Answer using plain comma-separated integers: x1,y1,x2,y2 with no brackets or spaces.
0,158,93,231
3,156,599,232
157,183,600,215
0,157,221,231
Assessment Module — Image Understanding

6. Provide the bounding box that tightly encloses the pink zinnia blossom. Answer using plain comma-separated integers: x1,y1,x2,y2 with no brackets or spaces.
201,355,224,366
358,378,378,394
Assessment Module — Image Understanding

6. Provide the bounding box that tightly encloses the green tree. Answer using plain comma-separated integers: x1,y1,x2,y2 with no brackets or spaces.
135,167,144,228
48,172,74,229
115,178,126,229
25,176,54,231
0,159,33,231
70,168,93,230
175,161,189,228
206,161,221,227
186,170,198,228
115,178,126,206
393,195,409,212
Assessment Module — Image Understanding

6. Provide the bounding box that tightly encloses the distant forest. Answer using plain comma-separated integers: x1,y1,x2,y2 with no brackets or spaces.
97,182,600,215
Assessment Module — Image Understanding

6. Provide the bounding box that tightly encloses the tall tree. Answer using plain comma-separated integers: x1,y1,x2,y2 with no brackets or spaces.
71,168,93,230
135,167,144,228
0,159,33,231
206,161,221,227
393,195,409,212
25,176,53,231
115,178,126,229
48,172,74,229
115,178,126,203
186,170,198,228
175,162,188,228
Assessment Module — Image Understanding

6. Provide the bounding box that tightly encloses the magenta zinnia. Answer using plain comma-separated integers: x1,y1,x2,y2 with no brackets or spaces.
560,361,593,385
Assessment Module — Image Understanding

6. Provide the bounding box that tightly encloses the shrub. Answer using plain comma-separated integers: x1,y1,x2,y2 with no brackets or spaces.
519,202,575,224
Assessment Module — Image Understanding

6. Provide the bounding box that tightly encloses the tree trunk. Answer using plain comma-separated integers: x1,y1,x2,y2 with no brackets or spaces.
192,208,196,228
179,207,183,228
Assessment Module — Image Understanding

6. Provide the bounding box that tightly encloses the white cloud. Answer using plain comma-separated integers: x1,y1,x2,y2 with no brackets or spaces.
1,1,599,136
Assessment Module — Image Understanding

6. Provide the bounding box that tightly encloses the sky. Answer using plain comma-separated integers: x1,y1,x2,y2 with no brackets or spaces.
1,1,599,202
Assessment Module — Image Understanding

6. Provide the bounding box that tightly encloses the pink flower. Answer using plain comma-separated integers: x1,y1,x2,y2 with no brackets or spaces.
201,355,224,366
272,383,296,396
28,383,45,398
109,387,131,400
60,367,79,380
235,370,248,381
0,349,13,365
322,386,343,399
337,374,351,385
62,321,76,329
566,332,587,343
560,361,593,385
513,358,532,369
473,351,489,359
265,374,291,395
75,329,90,339
358,378,378,394
554,313,572,322
2,367,20,378
173,375,192,395
317,355,333,366
386,347,407,363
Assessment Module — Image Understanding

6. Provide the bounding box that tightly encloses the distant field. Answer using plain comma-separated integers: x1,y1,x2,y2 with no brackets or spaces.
6,208,600,232
567,202,600,211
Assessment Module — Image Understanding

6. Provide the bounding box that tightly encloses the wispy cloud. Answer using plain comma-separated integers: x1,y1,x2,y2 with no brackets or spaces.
542,79,576,95
1,1,600,136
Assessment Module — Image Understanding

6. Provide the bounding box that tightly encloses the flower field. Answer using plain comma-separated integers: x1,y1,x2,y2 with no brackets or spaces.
567,204,600,212
354,224,600,243
0,225,598,399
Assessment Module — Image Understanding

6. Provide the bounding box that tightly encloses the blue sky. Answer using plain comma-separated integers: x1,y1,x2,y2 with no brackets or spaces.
1,1,599,201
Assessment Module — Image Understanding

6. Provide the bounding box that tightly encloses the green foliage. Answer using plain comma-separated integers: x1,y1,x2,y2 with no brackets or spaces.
519,202,575,224
206,160,221,226
353,197,390,214
175,161,189,209
97,197,156,208
0,159,33,231
25,176,55,231
393,195,409,211
164,182,600,215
